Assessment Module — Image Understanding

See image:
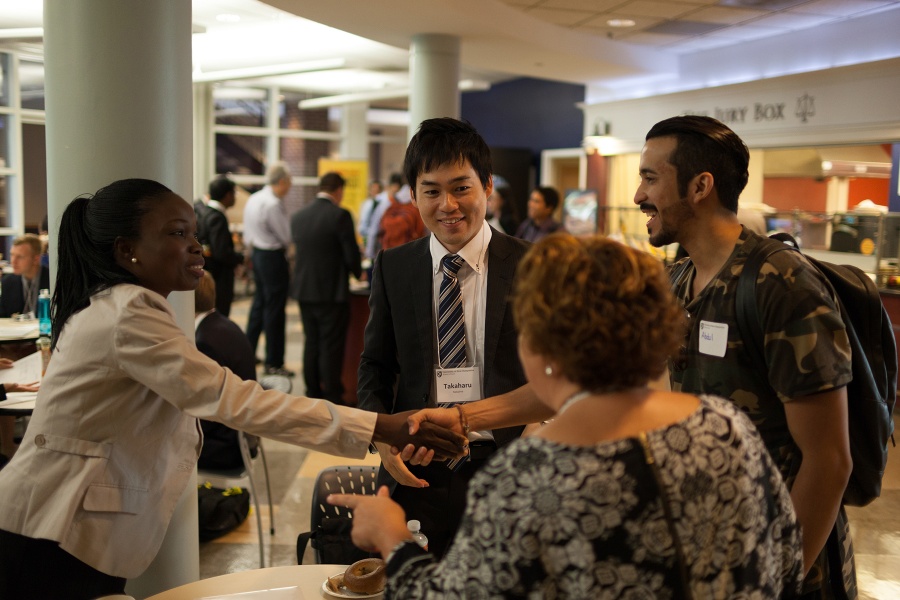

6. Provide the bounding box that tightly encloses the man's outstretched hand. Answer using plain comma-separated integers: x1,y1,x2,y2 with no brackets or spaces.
391,407,462,463
372,410,467,462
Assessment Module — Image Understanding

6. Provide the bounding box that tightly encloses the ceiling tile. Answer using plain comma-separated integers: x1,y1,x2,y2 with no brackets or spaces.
616,0,703,19
646,20,727,35
525,7,596,25
537,0,624,10
580,13,663,30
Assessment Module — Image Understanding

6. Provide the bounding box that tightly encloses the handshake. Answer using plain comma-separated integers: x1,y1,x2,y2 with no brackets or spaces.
370,406,469,486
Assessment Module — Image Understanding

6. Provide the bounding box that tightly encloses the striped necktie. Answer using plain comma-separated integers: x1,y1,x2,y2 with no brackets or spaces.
438,254,467,369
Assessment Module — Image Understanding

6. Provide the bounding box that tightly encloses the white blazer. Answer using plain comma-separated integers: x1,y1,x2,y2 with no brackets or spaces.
0,285,375,578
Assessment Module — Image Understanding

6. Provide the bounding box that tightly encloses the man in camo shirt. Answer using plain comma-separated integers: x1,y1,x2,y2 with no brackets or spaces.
635,115,856,599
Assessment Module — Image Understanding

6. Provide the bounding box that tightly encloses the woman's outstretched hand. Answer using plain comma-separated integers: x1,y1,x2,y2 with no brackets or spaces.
327,485,411,558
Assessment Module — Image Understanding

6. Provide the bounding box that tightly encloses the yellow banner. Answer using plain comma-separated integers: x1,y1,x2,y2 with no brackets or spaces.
318,159,369,220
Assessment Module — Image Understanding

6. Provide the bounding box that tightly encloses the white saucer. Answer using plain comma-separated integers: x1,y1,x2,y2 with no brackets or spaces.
321,574,384,599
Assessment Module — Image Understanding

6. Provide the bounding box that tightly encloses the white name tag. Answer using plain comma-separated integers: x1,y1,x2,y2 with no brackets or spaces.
698,320,728,357
435,366,482,405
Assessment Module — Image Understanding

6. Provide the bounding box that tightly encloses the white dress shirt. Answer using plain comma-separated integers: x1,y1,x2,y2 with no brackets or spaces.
243,185,291,250
429,221,493,441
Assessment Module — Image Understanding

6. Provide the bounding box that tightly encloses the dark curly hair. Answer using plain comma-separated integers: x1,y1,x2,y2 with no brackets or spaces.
513,234,685,391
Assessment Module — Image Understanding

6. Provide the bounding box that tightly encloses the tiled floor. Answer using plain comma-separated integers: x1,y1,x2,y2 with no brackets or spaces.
202,293,900,599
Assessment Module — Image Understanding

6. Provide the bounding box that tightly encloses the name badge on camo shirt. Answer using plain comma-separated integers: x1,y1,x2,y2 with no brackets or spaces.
698,320,728,357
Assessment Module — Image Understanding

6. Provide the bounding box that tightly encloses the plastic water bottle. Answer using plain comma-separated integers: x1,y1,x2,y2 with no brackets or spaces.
407,520,428,550
37,288,51,336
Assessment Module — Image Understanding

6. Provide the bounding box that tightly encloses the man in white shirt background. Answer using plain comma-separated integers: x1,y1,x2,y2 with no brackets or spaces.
242,163,294,377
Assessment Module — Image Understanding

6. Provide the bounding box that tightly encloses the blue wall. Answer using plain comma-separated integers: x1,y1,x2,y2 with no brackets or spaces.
461,77,585,163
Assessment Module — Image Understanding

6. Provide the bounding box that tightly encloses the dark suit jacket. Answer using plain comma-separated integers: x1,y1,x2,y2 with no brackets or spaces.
196,204,243,279
290,196,362,304
195,310,258,469
0,269,51,317
195,311,257,381
358,229,529,464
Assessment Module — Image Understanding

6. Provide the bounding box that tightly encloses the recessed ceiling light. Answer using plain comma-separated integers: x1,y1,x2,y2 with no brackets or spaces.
216,13,241,23
607,19,636,28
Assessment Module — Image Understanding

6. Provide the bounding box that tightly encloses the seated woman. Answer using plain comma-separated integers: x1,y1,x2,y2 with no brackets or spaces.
331,235,803,599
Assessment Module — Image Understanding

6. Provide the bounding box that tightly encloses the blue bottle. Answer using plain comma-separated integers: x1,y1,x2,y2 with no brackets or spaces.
38,288,51,336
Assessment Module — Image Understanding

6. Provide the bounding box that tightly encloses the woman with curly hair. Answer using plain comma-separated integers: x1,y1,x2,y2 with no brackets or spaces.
332,234,803,599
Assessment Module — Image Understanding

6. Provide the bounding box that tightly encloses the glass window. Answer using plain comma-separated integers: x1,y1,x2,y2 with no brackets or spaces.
279,138,338,178
279,91,335,131
20,60,45,110
0,114,10,168
0,176,9,228
215,133,265,176
214,87,267,127
0,53,9,107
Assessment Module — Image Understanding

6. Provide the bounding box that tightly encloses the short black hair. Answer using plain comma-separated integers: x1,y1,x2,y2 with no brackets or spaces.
319,172,346,193
388,173,404,187
208,175,235,202
534,186,560,211
645,116,749,213
404,118,491,196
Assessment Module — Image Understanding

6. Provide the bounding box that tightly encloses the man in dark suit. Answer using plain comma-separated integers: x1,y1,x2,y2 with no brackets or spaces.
291,172,362,405
194,272,258,470
196,176,244,317
0,234,50,318
358,118,530,558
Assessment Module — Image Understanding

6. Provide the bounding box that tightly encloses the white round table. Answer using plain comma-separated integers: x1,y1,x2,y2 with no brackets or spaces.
145,564,364,600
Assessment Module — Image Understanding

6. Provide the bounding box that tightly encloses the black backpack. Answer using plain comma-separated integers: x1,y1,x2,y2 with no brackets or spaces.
736,234,897,507
197,483,250,542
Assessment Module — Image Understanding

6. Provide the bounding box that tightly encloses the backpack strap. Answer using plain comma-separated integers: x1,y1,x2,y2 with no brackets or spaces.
668,257,694,289
735,238,797,365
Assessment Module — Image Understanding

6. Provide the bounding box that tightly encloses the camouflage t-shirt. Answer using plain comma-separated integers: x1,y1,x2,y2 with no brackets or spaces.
668,227,855,598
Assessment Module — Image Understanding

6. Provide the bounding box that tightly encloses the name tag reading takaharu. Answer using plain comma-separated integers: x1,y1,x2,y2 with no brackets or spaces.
434,366,482,405
698,320,728,357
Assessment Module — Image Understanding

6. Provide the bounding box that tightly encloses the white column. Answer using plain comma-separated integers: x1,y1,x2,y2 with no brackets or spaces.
408,34,460,140
193,82,215,200
826,177,850,213
340,102,369,160
43,0,198,595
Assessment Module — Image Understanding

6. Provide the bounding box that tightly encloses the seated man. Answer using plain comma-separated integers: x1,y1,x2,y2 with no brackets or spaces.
0,234,50,317
194,272,258,470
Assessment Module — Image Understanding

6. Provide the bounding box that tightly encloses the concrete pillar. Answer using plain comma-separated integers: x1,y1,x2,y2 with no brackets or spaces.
43,1,198,595
193,82,214,200
408,34,460,140
340,101,369,160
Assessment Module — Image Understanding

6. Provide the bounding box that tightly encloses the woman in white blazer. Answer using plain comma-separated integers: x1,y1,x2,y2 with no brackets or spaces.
0,179,464,599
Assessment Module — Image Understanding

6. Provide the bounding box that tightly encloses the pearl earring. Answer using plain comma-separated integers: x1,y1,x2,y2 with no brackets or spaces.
131,257,138,264
544,365,553,376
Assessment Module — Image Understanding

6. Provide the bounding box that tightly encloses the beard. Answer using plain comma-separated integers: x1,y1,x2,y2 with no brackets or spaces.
648,196,694,248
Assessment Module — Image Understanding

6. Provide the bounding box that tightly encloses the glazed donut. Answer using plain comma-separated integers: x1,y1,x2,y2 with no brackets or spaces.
343,558,386,594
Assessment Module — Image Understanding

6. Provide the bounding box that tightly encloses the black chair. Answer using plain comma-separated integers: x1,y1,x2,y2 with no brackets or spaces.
296,465,379,564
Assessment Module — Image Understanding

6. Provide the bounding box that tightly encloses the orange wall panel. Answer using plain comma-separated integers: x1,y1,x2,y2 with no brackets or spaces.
762,178,828,212
848,178,889,208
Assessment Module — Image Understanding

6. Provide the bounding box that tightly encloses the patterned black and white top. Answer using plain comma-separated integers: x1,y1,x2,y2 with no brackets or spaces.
385,395,803,599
